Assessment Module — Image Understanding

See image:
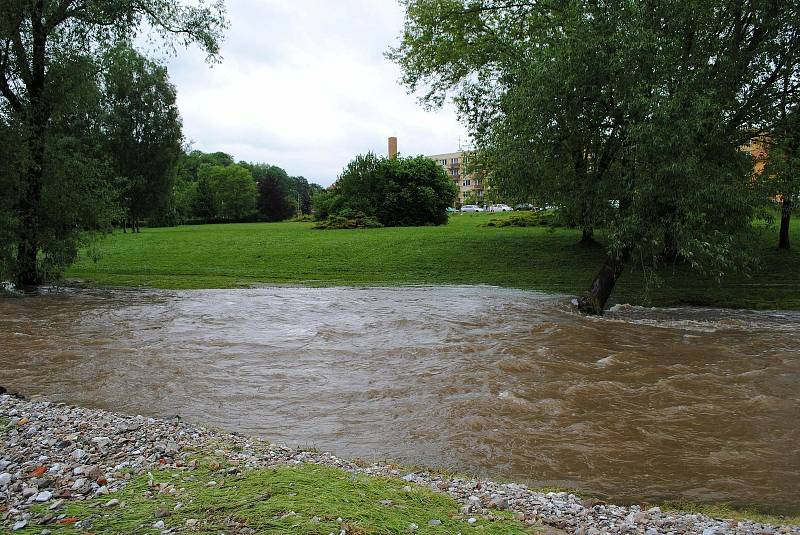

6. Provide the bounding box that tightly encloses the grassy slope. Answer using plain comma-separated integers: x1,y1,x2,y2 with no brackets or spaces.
66,213,800,309
18,463,534,535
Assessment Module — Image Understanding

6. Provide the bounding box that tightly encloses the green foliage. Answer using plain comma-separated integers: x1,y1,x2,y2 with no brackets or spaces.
484,211,556,228
166,152,309,225
66,215,800,310
197,164,257,222
319,153,458,227
103,42,183,226
389,0,800,306
765,104,799,246
245,162,297,222
313,209,383,230
0,0,227,285
293,176,324,215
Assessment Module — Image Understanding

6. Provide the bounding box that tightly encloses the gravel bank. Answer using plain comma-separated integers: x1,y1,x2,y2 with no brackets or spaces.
1,394,797,534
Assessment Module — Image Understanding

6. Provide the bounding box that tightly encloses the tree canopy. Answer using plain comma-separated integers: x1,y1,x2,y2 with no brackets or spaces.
390,0,800,313
0,0,227,286
103,42,183,232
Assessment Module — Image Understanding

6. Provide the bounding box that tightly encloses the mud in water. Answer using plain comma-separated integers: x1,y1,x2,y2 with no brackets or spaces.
1,286,798,512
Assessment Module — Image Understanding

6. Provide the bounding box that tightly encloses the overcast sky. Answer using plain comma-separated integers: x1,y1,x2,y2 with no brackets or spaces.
160,0,468,186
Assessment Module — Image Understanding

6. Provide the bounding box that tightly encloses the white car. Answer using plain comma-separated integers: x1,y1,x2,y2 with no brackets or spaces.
488,204,513,212
460,204,485,213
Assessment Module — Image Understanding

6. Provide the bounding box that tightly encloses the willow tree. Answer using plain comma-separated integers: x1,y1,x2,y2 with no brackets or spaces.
390,0,800,313
0,0,227,287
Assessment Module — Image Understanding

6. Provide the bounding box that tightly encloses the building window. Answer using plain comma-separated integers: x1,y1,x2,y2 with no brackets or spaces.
440,159,447,165
463,179,471,187
451,169,459,176
452,158,459,165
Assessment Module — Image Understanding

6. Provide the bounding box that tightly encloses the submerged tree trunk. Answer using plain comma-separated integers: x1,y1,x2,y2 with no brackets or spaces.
577,253,627,315
779,197,792,250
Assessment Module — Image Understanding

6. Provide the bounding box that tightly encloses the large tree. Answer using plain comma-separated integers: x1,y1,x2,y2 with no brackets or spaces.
0,0,226,286
390,0,800,313
196,163,257,222
246,163,297,222
103,42,182,233
766,104,800,250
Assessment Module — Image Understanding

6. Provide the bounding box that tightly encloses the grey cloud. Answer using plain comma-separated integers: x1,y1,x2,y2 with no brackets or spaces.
160,0,467,185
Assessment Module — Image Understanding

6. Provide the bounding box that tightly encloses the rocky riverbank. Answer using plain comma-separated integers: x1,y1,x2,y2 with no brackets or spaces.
1,394,798,535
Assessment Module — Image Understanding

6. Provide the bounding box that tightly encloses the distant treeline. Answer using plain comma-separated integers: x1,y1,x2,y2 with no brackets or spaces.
152,150,325,228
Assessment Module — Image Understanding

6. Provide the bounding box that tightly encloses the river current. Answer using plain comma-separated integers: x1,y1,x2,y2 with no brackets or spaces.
1,286,798,511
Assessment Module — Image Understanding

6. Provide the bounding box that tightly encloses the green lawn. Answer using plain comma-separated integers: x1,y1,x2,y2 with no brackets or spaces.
66,213,800,309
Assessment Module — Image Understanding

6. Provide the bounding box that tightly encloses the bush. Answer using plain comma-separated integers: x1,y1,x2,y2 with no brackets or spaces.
485,211,556,227
313,209,383,230
316,153,458,228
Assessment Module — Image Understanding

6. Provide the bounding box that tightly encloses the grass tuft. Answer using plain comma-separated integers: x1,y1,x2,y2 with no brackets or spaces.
18,463,536,534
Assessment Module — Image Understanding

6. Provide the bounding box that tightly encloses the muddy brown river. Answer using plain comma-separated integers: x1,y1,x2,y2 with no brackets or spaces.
1,286,798,512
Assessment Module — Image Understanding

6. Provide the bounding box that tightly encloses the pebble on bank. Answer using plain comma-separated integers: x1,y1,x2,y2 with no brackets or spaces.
1,393,798,534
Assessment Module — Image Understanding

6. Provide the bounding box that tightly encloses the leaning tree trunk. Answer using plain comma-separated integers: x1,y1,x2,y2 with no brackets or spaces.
779,197,792,250
577,253,627,315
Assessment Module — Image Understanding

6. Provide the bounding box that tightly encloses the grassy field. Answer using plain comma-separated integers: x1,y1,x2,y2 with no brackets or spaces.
66,213,800,309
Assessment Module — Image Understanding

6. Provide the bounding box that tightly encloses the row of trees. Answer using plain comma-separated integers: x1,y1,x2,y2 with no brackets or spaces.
391,0,800,313
166,150,324,225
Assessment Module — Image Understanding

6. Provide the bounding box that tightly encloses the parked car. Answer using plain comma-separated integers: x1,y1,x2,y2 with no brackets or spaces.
460,204,485,213
514,203,535,211
446,207,458,214
488,204,513,212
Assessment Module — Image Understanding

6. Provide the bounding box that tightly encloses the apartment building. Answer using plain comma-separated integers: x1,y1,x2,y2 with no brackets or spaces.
426,150,487,206
386,138,488,205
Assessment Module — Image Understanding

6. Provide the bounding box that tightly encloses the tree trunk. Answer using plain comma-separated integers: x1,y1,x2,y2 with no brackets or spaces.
577,253,627,315
15,0,48,287
580,226,596,246
779,197,792,250
18,115,47,286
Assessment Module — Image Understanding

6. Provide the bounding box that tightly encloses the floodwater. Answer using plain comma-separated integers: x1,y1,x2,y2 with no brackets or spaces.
1,286,798,512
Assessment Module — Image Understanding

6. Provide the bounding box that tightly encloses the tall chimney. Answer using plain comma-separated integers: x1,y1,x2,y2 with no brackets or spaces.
388,137,398,159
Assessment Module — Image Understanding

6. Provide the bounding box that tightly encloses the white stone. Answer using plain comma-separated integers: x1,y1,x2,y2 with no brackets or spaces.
34,491,52,502
0,472,12,486
92,437,111,448
153,520,165,530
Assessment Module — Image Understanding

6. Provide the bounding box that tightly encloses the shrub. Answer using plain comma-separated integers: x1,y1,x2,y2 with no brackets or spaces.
485,210,557,227
316,153,458,227
313,209,383,230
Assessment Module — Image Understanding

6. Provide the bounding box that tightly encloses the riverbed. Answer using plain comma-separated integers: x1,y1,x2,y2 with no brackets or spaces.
1,286,798,512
